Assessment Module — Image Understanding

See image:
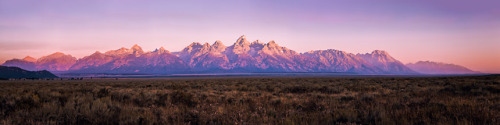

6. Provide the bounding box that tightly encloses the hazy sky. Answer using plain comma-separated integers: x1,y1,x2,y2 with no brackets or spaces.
1,0,499,73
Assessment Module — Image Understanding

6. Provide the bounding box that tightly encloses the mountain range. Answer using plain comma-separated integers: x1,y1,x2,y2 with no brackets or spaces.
1,35,479,75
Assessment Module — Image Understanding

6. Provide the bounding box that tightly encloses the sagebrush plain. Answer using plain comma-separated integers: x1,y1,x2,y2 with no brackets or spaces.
1,75,499,124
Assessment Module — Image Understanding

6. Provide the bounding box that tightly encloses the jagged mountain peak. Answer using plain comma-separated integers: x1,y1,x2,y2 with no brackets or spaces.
229,35,253,54
262,41,281,51
328,49,346,53
104,47,131,56
103,45,144,56
239,35,246,39
266,40,278,47
235,35,250,46
131,44,141,49
305,49,347,54
34,52,77,71
302,49,380,73
154,47,169,54
184,42,211,51
250,40,265,49
182,43,200,54
131,44,144,54
213,40,224,46
159,46,166,51
371,50,389,55
357,50,415,74
252,40,263,45
358,50,396,62
211,41,226,52
268,40,276,44
259,40,298,56
203,42,210,48
188,42,203,47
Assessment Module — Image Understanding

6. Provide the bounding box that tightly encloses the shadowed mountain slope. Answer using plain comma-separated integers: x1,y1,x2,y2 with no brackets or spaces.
0,66,58,79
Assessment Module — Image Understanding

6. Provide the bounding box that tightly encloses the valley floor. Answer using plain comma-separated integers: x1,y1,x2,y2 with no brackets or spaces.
0,75,499,124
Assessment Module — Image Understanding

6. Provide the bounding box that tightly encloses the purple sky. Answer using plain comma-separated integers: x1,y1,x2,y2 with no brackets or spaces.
0,0,499,73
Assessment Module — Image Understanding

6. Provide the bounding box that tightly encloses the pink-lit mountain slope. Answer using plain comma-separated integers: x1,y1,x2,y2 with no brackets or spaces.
3,53,76,71
302,49,382,73
357,50,416,74
69,45,188,74
4,35,473,75
2,56,38,71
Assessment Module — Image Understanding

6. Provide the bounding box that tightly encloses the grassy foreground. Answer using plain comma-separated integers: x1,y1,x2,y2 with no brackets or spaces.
0,75,499,124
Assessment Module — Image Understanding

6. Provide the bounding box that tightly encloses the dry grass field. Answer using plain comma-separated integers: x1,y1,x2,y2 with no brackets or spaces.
0,75,499,124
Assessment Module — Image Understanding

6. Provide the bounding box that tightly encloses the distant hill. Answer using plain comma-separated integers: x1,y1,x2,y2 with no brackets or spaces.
406,61,480,74
0,66,58,79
